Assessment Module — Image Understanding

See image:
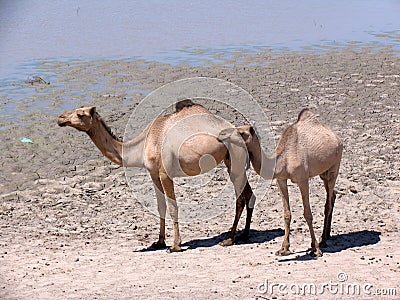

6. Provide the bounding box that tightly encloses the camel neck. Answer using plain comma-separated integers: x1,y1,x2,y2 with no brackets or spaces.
86,119,147,168
250,145,276,180
87,120,124,166
121,128,147,168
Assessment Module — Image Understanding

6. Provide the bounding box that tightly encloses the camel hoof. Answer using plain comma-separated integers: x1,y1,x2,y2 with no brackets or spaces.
150,241,167,250
167,246,182,253
309,248,323,257
219,238,234,247
275,248,291,256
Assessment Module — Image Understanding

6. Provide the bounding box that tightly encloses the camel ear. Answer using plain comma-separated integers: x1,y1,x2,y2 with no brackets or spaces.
249,126,255,135
89,107,96,116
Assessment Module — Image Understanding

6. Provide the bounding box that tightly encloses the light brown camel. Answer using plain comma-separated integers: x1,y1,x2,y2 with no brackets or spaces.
219,109,343,256
58,100,255,252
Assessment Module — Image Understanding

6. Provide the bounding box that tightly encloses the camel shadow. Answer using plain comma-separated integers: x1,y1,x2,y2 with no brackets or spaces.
278,230,381,262
322,229,381,253
135,228,284,252
184,228,285,250
136,229,380,254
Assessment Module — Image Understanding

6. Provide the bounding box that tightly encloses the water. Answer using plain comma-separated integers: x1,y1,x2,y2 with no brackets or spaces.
0,0,399,120
1,0,400,75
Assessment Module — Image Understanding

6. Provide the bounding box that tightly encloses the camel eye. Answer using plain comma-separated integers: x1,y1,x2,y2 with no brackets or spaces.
77,112,85,118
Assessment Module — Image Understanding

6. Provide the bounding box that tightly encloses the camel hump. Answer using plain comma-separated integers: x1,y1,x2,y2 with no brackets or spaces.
175,99,195,112
297,108,316,122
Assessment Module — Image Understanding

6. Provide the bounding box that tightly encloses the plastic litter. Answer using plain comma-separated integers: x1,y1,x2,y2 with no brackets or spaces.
20,137,33,144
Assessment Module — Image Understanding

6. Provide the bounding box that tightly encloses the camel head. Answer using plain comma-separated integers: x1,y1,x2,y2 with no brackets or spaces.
218,124,262,170
58,106,97,131
218,125,259,151
236,125,256,146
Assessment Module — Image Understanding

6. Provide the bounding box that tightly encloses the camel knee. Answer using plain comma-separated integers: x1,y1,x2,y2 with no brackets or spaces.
247,193,256,208
324,201,332,213
236,195,246,210
303,212,313,223
169,211,178,222
157,202,167,218
230,173,248,196
166,202,179,222
324,194,336,216
158,209,167,219
242,182,256,208
283,211,291,223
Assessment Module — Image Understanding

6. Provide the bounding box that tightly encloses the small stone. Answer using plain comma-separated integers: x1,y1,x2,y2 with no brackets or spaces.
349,187,358,193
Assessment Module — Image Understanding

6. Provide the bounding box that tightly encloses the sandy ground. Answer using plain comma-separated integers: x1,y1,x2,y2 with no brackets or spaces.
1,46,399,299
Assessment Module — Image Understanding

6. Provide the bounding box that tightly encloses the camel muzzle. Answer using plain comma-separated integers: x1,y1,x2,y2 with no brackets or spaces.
57,110,75,127
57,116,71,127
57,119,68,127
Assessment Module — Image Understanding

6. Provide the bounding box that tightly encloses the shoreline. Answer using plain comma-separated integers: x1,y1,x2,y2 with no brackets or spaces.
1,41,400,121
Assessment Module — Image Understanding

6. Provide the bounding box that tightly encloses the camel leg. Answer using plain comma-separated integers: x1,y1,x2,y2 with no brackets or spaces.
150,175,167,249
276,179,291,256
319,168,338,248
159,172,182,252
220,187,246,246
237,181,255,241
220,157,254,246
298,180,322,257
